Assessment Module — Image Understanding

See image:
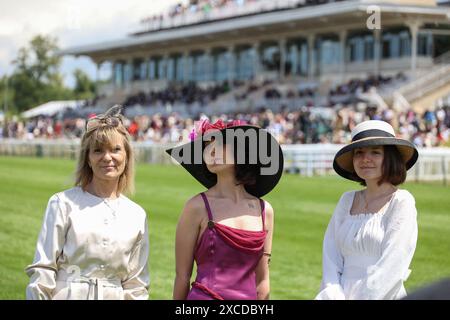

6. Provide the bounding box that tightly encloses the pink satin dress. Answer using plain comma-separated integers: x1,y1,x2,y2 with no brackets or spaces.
186,192,267,300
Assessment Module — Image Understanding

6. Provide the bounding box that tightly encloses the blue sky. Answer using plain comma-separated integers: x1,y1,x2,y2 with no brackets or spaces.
0,0,180,87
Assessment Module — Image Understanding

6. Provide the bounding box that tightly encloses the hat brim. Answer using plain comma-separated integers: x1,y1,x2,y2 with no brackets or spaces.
166,125,284,198
333,137,419,181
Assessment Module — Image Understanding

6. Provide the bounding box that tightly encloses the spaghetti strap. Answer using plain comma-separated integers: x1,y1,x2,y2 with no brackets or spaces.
188,194,268,300
259,199,266,230
200,192,214,221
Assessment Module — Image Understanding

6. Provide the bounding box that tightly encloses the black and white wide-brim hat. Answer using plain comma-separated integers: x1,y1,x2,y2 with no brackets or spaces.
333,120,419,181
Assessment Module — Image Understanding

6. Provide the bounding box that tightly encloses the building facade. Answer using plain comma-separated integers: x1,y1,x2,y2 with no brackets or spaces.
63,0,450,98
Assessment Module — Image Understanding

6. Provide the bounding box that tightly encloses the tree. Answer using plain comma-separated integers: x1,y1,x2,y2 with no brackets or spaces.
0,76,14,116
73,68,96,99
9,35,73,112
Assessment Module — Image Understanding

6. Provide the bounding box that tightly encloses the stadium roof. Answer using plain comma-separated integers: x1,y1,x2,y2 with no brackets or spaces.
21,100,84,118
61,0,450,61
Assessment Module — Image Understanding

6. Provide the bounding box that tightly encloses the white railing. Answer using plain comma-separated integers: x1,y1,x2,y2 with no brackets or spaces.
282,144,450,183
1,140,449,183
0,139,175,164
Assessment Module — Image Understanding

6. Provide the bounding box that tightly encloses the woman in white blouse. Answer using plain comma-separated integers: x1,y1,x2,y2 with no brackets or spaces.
316,120,419,300
25,105,149,300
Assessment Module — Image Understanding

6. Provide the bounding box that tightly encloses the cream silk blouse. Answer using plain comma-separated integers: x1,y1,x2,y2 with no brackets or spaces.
25,187,149,300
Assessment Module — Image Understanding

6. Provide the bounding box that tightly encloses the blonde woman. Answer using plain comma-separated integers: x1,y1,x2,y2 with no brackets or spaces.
25,106,149,300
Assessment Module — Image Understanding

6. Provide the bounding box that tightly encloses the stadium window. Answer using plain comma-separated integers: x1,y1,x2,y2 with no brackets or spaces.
261,42,280,72
213,49,228,82
349,38,355,62
201,54,213,81
318,37,340,66
140,60,147,80
299,43,308,76
364,35,374,61
426,32,434,56
418,32,433,56
124,62,133,83
191,52,207,82
399,31,411,57
382,34,391,59
155,56,164,79
356,38,364,62
391,36,400,58
114,61,125,87
227,50,235,82
346,32,375,62
153,57,162,79
288,44,298,75
148,59,154,80
132,58,143,81
185,55,194,82
158,57,167,80
382,32,401,59
175,55,184,82
236,46,255,80
166,56,176,81
287,39,307,76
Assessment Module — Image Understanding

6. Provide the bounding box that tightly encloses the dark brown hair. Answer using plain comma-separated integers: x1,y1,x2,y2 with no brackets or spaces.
354,145,406,186
235,163,259,186
233,133,259,187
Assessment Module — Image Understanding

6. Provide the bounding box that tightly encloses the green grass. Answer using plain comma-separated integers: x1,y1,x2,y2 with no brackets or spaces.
0,156,449,299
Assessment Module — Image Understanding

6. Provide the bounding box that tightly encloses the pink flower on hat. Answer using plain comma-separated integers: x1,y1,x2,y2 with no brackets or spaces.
189,119,248,141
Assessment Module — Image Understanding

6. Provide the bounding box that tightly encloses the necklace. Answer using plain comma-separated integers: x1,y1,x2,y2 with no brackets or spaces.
87,184,119,217
361,187,396,212
102,197,119,218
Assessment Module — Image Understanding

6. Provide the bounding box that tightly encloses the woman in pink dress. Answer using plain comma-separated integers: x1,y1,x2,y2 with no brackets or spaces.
166,119,283,300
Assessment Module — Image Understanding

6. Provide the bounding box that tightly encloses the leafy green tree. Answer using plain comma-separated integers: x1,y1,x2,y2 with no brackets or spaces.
73,68,96,99
9,35,74,112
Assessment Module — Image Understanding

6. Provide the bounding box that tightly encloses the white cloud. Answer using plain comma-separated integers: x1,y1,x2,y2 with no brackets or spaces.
0,0,179,86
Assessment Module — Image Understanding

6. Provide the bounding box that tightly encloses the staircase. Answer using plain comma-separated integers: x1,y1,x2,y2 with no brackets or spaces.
391,51,450,112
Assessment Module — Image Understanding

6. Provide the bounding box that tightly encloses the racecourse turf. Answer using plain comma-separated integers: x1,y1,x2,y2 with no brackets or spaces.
0,156,449,299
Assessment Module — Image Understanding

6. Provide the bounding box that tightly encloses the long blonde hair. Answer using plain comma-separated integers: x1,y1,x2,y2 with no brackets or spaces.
75,121,135,195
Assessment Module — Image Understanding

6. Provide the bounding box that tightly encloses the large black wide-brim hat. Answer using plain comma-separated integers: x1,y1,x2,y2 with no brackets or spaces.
333,120,419,181
166,124,284,198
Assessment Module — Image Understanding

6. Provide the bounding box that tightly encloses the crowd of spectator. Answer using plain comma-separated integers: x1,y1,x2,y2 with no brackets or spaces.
138,0,345,33
123,82,230,107
328,73,407,97
2,70,448,148
119,73,405,111
2,103,449,148
139,0,261,32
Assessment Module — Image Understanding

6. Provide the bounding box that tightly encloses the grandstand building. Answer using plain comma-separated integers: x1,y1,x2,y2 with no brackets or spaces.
63,0,450,115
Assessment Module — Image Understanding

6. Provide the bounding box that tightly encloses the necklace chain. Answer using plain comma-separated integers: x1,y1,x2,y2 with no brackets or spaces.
361,188,395,212
86,184,119,217
103,198,118,217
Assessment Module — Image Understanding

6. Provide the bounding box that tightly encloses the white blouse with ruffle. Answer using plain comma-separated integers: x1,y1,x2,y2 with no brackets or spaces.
316,189,418,300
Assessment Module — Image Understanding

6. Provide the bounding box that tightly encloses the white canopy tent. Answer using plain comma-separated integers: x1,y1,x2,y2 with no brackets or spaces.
21,100,84,119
